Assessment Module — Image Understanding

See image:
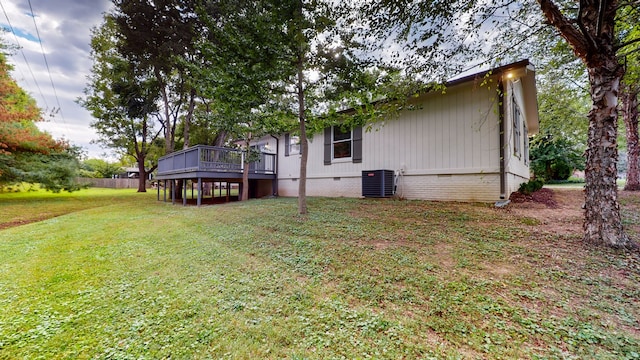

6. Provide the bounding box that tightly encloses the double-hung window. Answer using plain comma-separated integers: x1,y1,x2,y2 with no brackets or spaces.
284,133,301,156
332,126,352,159
323,125,362,165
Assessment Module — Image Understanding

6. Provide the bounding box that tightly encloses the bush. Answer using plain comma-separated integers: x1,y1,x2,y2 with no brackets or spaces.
518,179,544,195
530,134,584,181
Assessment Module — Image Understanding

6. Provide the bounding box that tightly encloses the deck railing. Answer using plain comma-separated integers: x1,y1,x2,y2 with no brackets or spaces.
157,145,276,176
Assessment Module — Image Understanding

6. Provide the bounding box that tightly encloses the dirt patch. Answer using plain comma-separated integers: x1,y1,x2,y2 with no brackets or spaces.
509,188,558,208
507,188,584,238
0,216,52,230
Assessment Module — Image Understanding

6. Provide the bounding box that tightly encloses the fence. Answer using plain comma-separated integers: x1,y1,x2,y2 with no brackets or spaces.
76,177,151,189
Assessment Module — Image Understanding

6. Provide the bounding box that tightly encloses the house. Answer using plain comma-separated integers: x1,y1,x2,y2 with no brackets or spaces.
156,59,538,204
255,59,538,202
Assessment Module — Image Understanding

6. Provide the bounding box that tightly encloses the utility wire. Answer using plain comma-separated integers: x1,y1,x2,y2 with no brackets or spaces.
0,0,50,110
27,0,68,130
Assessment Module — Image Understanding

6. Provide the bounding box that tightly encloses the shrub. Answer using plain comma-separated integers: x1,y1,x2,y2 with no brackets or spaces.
518,179,544,195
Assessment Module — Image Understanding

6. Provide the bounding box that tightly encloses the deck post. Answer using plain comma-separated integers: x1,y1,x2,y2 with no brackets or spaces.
157,181,160,201
183,179,187,206
163,180,167,202
197,177,202,206
171,180,175,204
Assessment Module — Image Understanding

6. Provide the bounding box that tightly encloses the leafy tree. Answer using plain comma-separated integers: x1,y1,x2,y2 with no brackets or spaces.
530,133,585,181
199,0,407,214
362,0,640,248
0,47,80,191
81,158,123,178
80,16,163,192
111,0,202,154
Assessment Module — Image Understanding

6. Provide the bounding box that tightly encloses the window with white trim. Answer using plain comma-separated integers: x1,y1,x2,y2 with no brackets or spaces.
332,126,352,159
289,135,300,155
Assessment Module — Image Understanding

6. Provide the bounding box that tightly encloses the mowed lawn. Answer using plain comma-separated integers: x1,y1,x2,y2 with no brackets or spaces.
1,188,639,359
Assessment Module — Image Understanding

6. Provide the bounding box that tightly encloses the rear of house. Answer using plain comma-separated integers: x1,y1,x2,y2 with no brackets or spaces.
254,60,539,202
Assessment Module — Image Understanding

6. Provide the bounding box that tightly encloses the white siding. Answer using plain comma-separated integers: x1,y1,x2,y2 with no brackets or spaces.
274,80,504,201
503,77,533,195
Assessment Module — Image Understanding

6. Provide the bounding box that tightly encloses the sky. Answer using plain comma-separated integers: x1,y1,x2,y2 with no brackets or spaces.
1,0,113,159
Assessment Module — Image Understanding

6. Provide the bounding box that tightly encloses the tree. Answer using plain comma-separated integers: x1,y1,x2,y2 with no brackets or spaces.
111,0,202,155
80,16,163,192
81,158,124,178
530,133,585,181
536,0,638,248
196,0,397,213
0,47,80,192
619,10,640,191
621,83,639,190
362,0,639,248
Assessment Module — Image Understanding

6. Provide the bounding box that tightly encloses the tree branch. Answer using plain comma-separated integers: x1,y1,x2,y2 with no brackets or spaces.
616,36,640,51
536,0,591,59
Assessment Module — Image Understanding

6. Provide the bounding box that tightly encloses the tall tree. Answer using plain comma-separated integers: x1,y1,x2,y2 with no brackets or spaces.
111,0,201,155
197,0,396,213
363,0,639,248
536,0,637,248
621,83,639,190
80,16,162,192
619,9,640,191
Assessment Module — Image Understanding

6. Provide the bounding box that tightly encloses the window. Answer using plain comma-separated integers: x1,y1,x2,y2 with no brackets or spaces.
332,126,352,159
513,97,522,159
285,134,300,156
252,142,271,153
324,126,362,165
290,136,300,155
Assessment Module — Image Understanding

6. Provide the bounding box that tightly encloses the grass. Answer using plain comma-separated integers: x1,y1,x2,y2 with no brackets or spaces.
1,188,639,359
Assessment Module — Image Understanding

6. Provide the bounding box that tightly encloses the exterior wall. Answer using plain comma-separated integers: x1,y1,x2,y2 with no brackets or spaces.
256,63,538,203
503,72,537,196
275,79,504,201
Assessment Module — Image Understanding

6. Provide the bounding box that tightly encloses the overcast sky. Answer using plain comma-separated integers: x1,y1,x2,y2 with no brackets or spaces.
1,0,113,159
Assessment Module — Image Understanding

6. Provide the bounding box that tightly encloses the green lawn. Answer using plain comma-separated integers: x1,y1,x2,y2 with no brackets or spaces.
1,188,639,359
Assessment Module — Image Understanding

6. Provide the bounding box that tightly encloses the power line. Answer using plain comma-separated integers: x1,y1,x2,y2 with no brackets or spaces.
0,0,50,110
27,0,68,130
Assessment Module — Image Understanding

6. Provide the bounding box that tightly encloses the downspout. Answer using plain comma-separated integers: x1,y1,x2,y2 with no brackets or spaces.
270,134,279,197
498,79,506,199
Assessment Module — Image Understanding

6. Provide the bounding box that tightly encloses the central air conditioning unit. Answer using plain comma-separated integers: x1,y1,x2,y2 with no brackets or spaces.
362,169,395,198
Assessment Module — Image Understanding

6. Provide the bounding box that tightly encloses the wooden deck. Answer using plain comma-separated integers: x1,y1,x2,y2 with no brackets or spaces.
156,145,276,180
155,145,277,205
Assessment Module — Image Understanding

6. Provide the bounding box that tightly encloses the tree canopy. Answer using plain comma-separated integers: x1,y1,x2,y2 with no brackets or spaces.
0,48,80,192
361,0,640,248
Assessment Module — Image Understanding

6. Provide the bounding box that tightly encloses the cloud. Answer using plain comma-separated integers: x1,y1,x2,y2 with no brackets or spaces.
1,0,112,159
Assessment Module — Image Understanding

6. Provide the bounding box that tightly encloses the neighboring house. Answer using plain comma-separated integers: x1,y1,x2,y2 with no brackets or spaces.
258,59,539,202
156,59,538,204
118,167,153,179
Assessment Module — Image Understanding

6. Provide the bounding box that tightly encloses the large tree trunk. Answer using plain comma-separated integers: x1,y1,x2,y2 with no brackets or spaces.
622,85,640,191
136,156,147,193
583,60,630,247
537,0,632,248
296,55,308,215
